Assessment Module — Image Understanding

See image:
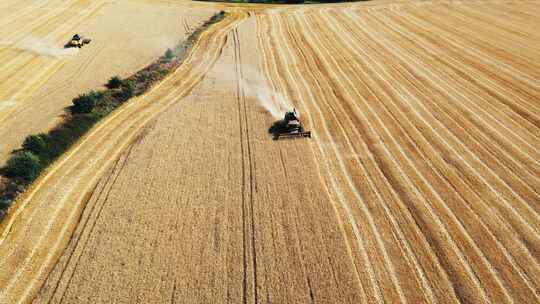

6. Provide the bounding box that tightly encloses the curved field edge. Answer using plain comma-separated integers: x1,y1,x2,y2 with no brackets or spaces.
0,11,227,222
0,11,248,304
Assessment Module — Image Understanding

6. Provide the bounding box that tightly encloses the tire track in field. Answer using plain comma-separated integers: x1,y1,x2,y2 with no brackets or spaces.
256,14,366,303
0,0,89,68
259,12,374,303
276,6,535,302
298,8,484,302
372,9,540,157
436,3,540,54
291,10,448,304
56,143,136,304
352,0,536,254
308,10,463,303
312,8,502,302
393,6,540,92
454,4,540,44
1,18,232,300
361,5,540,296
422,6,540,88
33,43,107,101
270,11,390,304
406,7,540,101
352,7,536,300
0,13,247,303
0,12,243,263
301,9,457,302
235,27,260,304
366,11,540,208
378,10,540,195
0,61,65,122
431,3,540,78
365,6,540,182
386,11,540,166
0,0,106,125
0,0,70,35
0,1,105,95
361,3,540,241
232,25,256,304
448,3,540,49
37,142,135,304
492,2,540,24
336,10,536,302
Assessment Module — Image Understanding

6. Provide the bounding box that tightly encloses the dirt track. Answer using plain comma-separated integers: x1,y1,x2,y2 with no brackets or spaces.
1,1,539,303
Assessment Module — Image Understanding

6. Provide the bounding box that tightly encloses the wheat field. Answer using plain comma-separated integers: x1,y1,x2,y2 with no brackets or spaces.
0,1,538,303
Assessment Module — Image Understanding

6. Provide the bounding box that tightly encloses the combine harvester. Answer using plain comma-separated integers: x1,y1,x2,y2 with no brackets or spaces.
270,109,311,140
65,34,91,48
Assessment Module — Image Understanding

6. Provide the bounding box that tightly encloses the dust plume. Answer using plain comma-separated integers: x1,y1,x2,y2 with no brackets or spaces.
213,64,294,119
241,67,293,119
0,37,79,58
242,81,292,119
0,100,16,111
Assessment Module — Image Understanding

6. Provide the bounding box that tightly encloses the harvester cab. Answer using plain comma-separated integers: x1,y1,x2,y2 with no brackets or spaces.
284,110,299,122
269,108,312,140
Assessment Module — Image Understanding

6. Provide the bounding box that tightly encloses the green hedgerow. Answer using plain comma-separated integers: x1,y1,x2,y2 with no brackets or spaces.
106,76,124,89
71,91,101,114
164,48,174,61
22,133,48,155
72,91,102,114
121,80,134,100
5,151,42,181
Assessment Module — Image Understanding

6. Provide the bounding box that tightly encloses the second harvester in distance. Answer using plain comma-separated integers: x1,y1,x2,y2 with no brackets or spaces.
65,34,91,48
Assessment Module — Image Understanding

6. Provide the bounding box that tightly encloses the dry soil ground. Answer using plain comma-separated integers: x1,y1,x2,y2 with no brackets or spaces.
0,1,539,303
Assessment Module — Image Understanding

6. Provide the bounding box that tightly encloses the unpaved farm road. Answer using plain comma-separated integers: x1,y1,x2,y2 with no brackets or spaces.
1,1,540,303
